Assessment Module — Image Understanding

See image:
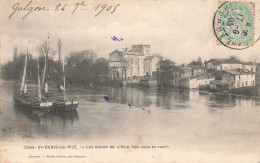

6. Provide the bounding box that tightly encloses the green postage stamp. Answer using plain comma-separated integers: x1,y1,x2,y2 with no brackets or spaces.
214,1,255,49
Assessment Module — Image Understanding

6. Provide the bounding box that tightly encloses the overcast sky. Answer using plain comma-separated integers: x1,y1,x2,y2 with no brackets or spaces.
1,0,260,64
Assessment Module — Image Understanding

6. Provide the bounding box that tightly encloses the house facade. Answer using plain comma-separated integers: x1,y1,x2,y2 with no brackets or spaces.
205,58,243,71
176,73,215,89
144,56,160,76
212,70,255,90
243,64,257,72
109,50,125,79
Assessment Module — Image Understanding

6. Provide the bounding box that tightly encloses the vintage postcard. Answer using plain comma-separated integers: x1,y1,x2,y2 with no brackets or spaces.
0,0,260,162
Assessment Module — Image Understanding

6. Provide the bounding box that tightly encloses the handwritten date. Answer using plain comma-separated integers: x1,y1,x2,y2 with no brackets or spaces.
94,3,120,17
9,1,120,19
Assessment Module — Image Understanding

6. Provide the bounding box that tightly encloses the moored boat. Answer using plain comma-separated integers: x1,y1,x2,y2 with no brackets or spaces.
13,42,53,115
14,93,53,114
46,40,79,112
53,98,79,112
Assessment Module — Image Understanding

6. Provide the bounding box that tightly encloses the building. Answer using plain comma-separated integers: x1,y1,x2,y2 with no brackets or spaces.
242,63,257,72
144,55,161,76
176,73,215,89
109,50,125,79
179,65,206,78
211,69,256,90
109,44,159,80
205,58,242,71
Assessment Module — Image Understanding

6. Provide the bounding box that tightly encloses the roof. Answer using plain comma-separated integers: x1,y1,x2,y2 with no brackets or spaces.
110,49,145,56
181,65,205,70
121,51,144,56
206,58,242,64
177,77,190,82
144,55,161,60
223,69,255,75
144,56,155,60
243,62,257,65
188,65,205,69
210,80,221,84
132,44,150,46
190,73,215,80
109,50,123,57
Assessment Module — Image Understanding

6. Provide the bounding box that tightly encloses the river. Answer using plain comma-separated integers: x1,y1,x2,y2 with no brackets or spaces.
1,79,260,161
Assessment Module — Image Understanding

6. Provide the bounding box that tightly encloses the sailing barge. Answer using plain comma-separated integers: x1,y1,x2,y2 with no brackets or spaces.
41,39,79,112
13,94,53,114
13,45,53,115
53,55,79,112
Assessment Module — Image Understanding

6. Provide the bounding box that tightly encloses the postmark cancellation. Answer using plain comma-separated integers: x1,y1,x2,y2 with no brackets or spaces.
214,1,255,49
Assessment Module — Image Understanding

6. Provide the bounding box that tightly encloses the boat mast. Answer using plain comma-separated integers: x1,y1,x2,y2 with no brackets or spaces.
63,56,66,100
41,38,49,92
20,47,28,93
38,55,41,101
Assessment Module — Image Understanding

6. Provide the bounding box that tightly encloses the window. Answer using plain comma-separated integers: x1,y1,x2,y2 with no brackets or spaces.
246,81,248,85
251,68,253,72
253,81,255,86
239,75,240,79
242,83,244,87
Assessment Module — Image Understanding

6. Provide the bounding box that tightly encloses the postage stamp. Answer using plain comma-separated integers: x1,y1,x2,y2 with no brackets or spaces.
213,1,255,49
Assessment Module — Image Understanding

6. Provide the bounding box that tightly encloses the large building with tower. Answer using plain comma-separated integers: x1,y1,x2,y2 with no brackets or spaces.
109,44,160,80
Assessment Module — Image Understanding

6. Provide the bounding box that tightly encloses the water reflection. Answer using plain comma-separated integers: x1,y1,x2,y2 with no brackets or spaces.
79,85,260,110
14,105,79,123
0,80,260,139
11,104,79,139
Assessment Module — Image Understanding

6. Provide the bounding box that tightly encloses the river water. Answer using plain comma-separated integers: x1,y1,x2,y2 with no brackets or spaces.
1,79,260,161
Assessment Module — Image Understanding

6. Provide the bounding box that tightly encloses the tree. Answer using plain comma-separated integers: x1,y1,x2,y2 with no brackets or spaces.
1,52,35,81
157,58,177,86
91,58,109,84
65,50,98,85
189,57,203,65
37,41,56,91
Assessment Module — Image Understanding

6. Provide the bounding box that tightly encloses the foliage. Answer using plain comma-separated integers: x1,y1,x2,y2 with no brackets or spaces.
1,47,109,86
157,58,178,86
65,50,97,85
189,57,202,65
65,50,109,85
158,58,177,72
1,52,33,81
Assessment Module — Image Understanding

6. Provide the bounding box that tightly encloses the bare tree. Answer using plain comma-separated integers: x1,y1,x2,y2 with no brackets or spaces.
37,41,56,91
38,41,49,91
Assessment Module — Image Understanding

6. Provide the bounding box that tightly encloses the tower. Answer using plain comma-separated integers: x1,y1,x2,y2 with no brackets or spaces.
13,46,17,61
132,44,151,55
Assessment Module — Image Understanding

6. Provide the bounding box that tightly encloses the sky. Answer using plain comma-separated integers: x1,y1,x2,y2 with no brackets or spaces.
0,0,260,65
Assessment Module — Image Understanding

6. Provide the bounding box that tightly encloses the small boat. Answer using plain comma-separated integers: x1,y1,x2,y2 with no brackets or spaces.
13,43,53,115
